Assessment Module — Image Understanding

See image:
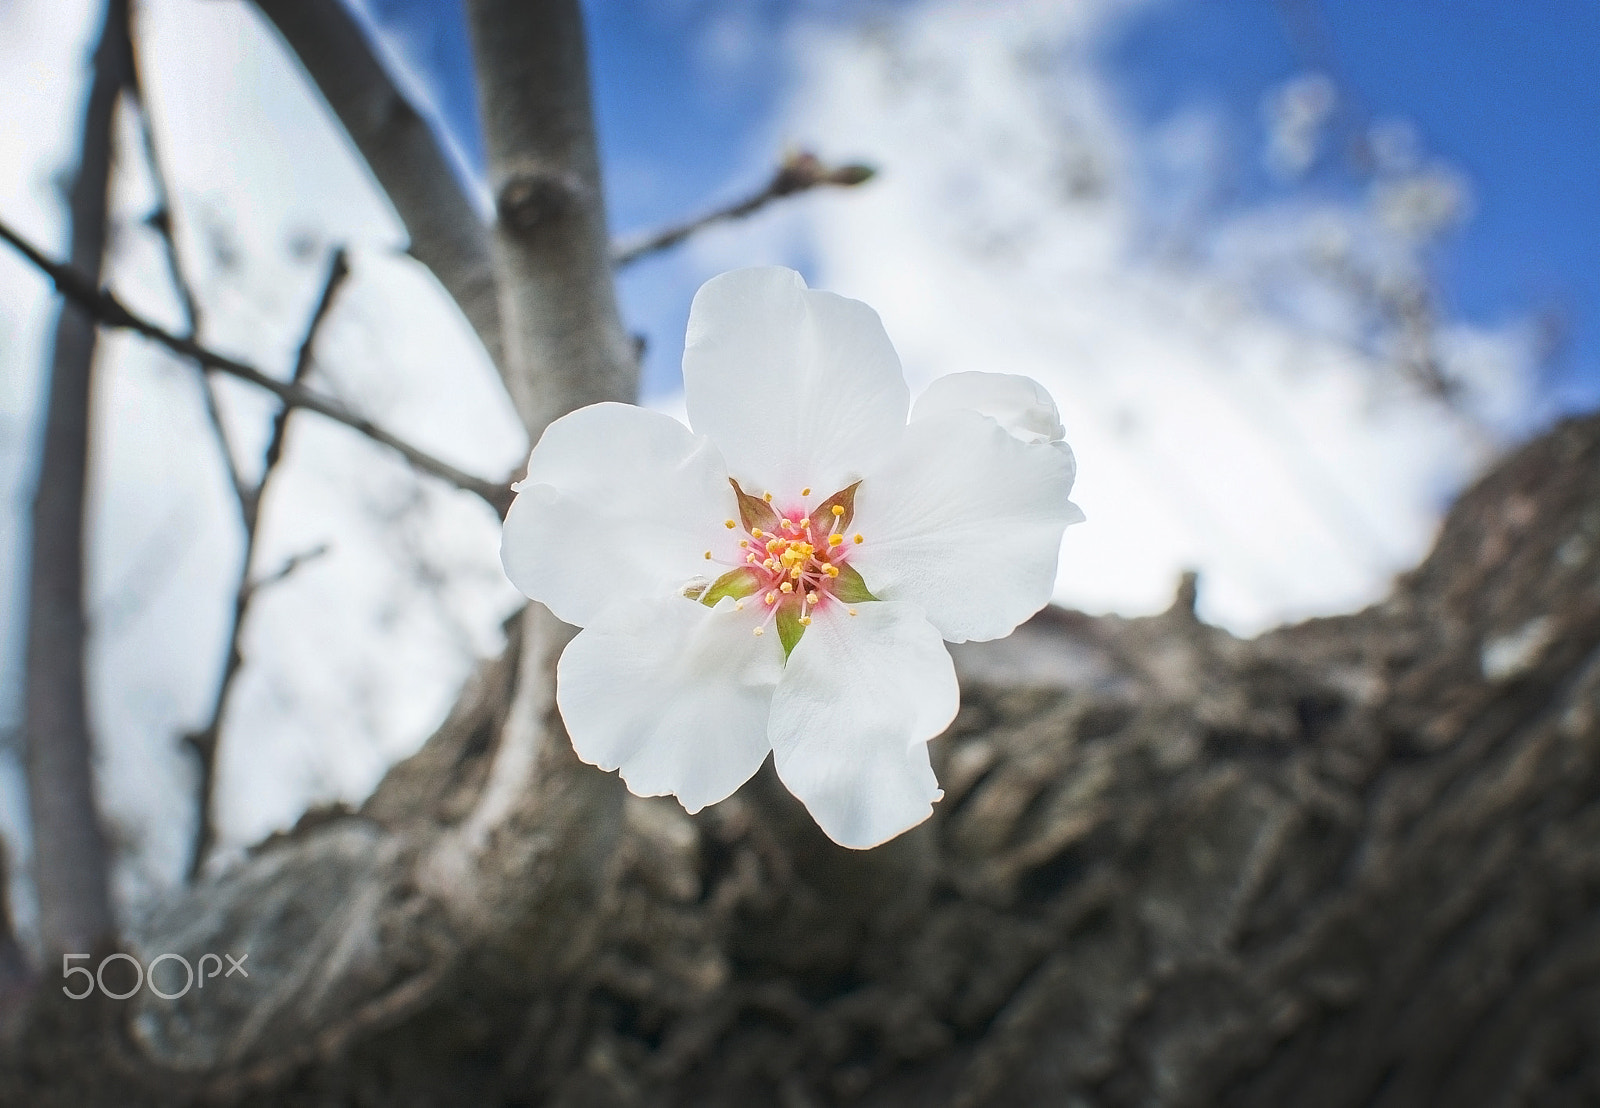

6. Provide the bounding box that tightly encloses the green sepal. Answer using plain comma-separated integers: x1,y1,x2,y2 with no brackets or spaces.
730,478,781,535
831,562,878,604
775,601,807,659
700,567,764,606
808,480,862,536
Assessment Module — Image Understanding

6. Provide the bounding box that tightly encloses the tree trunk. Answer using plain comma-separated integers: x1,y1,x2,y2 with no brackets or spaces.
22,0,131,959
2,401,1597,1106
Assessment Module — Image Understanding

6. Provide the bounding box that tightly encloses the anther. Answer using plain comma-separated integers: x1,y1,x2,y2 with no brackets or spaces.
831,505,845,517
703,551,711,559
780,582,793,594
739,540,749,548
800,616,812,626
753,627,764,636
725,520,735,529
828,534,844,547
735,601,745,610
765,591,777,604
801,487,811,497
853,534,863,544
848,608,859,617
763,491,773,502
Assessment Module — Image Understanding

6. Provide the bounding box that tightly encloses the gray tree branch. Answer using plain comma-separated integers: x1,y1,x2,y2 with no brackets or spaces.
249,0,506,374
466,0,636,434
22,0,131,959
182,251,350,882
611,151,875,268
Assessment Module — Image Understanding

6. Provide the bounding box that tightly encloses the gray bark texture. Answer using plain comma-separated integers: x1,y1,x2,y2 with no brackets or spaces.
22,0,130,958
465,0,637,435
1,405,1597,1107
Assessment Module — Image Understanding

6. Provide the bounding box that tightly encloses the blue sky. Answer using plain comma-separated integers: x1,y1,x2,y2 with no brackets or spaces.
359,0,1599,410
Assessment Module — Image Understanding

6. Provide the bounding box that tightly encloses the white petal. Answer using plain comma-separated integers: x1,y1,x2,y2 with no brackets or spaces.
912,371,1067,445
557,596,782,814
850,409,1083,643
769,601,957,849
501,403,739,627
683,267,909,498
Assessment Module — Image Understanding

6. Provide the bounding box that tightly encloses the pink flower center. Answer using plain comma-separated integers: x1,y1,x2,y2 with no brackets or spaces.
697,480,875,652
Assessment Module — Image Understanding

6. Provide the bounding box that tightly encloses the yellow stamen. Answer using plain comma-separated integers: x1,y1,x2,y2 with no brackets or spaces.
848,608,859,617
753,627,764,636
703,551,711,560
828,534,843,547
765,591,777,605
824,565,839,577
739,539,749,548
806,592,818,604
735,601,745,611
831,505,845,517
725,519,736,529
853,534,863,544
790,568,802,579
752,528,763,538
780,582,793,594
763,491,773,502
801,487,811,497
799,616,811,626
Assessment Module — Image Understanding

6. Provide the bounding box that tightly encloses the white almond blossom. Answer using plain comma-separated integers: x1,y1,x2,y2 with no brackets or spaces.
501,267,1083,848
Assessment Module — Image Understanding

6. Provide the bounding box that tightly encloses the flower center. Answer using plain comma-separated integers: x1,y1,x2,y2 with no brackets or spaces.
693,479,876,656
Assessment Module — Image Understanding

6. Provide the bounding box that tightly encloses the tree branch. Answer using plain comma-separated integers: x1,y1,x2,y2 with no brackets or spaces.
22,0,131,958
182,251,349,882
249,0,505,373
0,217,514,517
466,0,636,435
611,151,875,268
127,36,256,522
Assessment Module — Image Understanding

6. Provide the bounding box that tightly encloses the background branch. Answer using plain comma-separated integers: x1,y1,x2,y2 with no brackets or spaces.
21,0,131,959
181,251,349,882
611,151,875,268
0,218,513,517
250,0,505,374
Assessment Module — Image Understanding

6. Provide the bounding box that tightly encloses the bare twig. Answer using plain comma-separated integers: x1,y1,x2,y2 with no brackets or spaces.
611,151,875,269
248,543,331,598
0,217,514,516
22,0,130,957
181,250,350,880
127,44,258,522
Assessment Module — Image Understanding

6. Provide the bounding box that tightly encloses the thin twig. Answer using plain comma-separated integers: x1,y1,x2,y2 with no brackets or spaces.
127,57,257,522
180,250,348,880
247,543,331,598
0,217,513,516
611,151,875,269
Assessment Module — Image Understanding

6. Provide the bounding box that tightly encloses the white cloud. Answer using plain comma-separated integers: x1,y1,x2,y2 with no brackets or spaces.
772,0,1533,632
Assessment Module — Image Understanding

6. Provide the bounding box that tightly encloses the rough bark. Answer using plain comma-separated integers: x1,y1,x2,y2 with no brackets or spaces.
250,0,505,373
21,0,131,958
2,405,1597,1106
